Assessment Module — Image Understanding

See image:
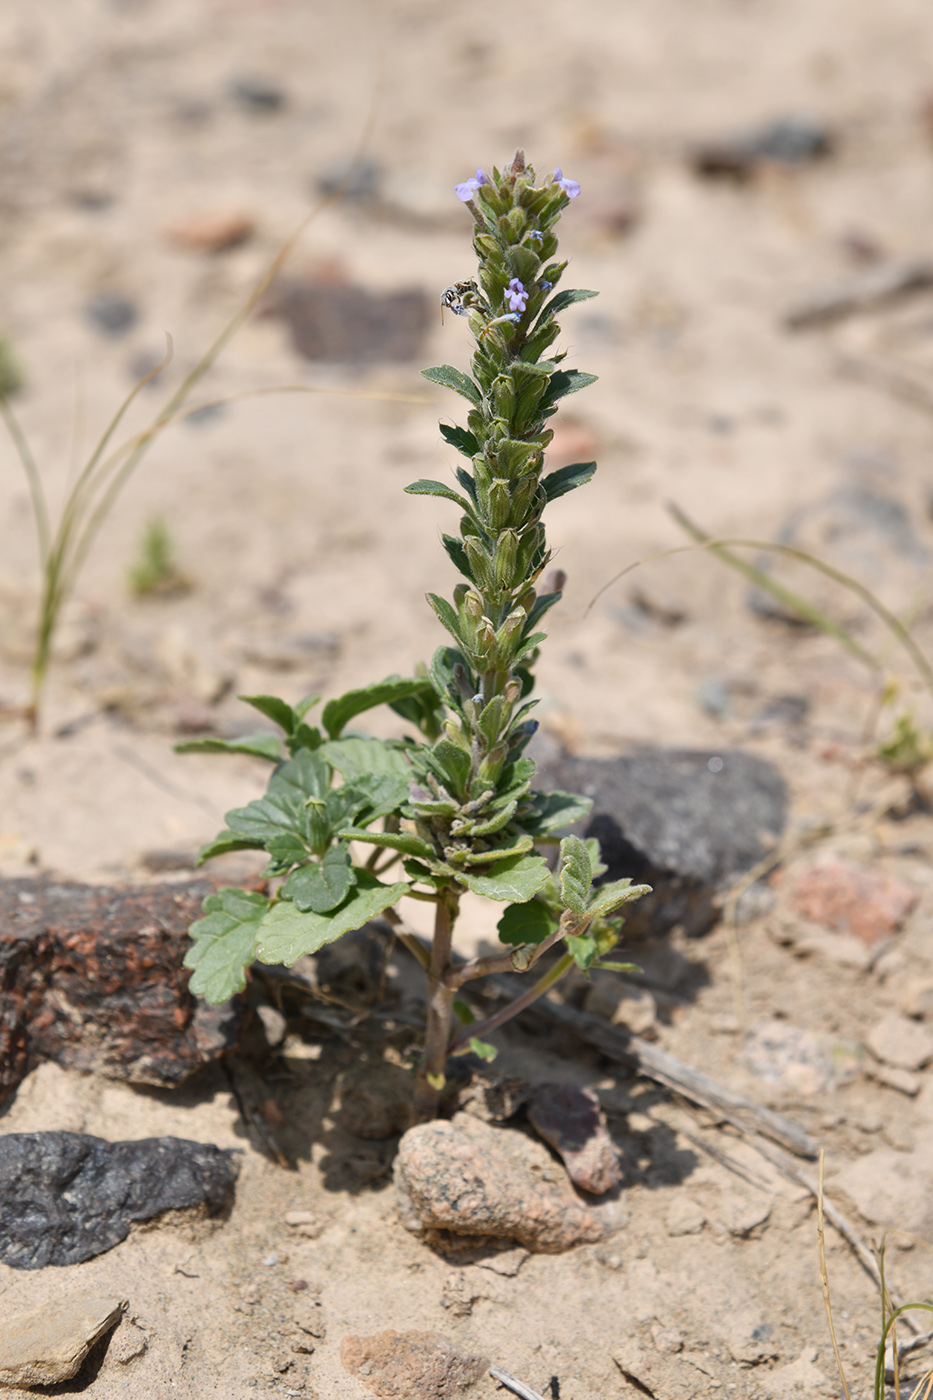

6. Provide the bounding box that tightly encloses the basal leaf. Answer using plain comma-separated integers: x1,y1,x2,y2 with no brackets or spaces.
196,830,266,863
497,898,558,946
283,846,357,913
559,834,593,917
184,887,269,1004
322,676,435,740
254,874,410,965
542,461,597,503
271,747,331,803
321,737,410,782
422,364,482,406
457,854,550,903
343,772,410,822
404,479,472,511
174,732,281,762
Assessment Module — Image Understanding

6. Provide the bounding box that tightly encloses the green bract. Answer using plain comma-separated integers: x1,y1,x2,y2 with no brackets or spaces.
181,152,650,1115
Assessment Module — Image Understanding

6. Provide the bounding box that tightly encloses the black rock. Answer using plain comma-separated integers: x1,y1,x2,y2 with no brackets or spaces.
0,1132,239,1269
82,292,138,337
535,747,787,937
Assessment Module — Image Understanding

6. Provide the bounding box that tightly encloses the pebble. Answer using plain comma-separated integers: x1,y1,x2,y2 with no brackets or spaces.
230,73,286,112
0,1295,127,1387
83,292,138,336
743,1019,838,1094
902,977,933,1019
394,1114,604,1252
341,1330,488,1400
164,209,255,253
293,1298,326,1341
758,1347,829,1396
665,1196,707,1236
866,1013,933,1070
780,858,917,946
526,1083,621,1194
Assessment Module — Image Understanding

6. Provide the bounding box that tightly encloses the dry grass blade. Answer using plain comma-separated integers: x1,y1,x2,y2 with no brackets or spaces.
819,1149,853,1400
489,1365,548,1400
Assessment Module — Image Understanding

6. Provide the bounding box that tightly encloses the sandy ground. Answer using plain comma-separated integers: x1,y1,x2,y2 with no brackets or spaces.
4,0,933,1396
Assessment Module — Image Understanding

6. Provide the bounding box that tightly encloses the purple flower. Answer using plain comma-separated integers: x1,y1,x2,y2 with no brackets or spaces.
505,278,527,313
539,280,552,292
552,167,581,199
453,168,488,202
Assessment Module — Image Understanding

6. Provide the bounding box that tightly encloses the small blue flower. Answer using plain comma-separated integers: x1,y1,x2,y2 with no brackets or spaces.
539,280,552,292
505,278,528,313
552,167,581,199
454,168,488,202
527,230,545,243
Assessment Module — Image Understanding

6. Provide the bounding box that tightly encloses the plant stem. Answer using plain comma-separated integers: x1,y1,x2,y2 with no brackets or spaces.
448,951,574,1054
412,887,459,1122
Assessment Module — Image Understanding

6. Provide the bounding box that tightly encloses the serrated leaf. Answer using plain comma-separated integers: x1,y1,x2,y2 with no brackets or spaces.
238,694,299,733
587,879,652,920
339,826,435,859
497,898,558,946
542,461,597,503
404,479,472,512
196,830,266,863
184,887,269,1004
542,369,598,408
284,846,357,913
321,737,410,782
254,874,410,965
426,593,465,646
286,722,323,754
422,364,482,406
559,834,593,917
174,732,282,762
521,789,593,837
322,676,435,740
343,772,410,822
265,832,310,868
457,854,550,903
273,747,331,802
440,423,480,458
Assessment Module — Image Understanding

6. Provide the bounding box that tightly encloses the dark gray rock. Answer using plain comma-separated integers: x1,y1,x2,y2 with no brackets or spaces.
229,73,286,112
83,292,138,336
535,747,787,937
0,1132,239,1269
267,278,430,364
690,113,832,179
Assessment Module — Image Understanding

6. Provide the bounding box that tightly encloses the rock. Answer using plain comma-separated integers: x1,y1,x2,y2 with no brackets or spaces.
165,209,254,252
758,1346,830,1395
526,1083,621,1194
690,113,832,179
866,1013,933,1070
335,1059,413,1140
665,1196,706,1236
266,274,430,365
780,859,917,946
83,292,138,336
0,877,243,1108
866,1063,921,1096
903,978,933,1019
293,1298,326,1341
394,1115,604,1253
832,1138,933,1234
0,1131,239,1268
743,1019,843,1094
651,1324,684,1355
533,747,787,937
341,1330,488,1400
0,1294,127,1387
229,73,286,112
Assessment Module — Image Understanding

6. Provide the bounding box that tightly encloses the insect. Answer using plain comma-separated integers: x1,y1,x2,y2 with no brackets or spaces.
440,278,481,323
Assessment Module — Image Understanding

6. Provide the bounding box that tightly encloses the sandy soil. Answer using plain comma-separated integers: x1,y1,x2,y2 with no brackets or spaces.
4,1,933,1396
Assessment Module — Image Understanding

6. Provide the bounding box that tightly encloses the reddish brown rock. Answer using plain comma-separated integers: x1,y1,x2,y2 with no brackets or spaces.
527,1083,621,1194
0,878,242,1107
779,858,917,946
341,1330,487,1399
394,1114,604,1253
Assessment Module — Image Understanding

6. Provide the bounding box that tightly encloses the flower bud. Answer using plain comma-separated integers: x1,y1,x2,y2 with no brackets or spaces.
464,536,497,591
487,480,511,531
493,529,520,589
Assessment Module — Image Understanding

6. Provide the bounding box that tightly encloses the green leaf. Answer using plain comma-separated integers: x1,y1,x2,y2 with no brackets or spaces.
426,593,465,646
521,790,593,837
339,827,435,860
404,479,472,512
441,533,474,580
174,732,282,762
184,887,269,1003
344,772,410,821
542,369,598,408
254,874,410,965
457,854,550,903
274,747,331,802
266,832,311,868
322,676,435,740
422,365,482,406
286,722,323,754
468,1037,498,1062
283,845,357,913
497,898,558,946
587,879,652,920
440,423,480,458
594,960,642,974
462,834,533,865
431,737,472,795
536,287,598,323
238,694,300,733
196,830,265,863
542,461,597,503
321,737,410,782
559,834,593,917
565,932,598,969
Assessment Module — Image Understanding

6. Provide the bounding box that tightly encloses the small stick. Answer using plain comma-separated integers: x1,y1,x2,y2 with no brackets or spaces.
489,1364,548,1400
